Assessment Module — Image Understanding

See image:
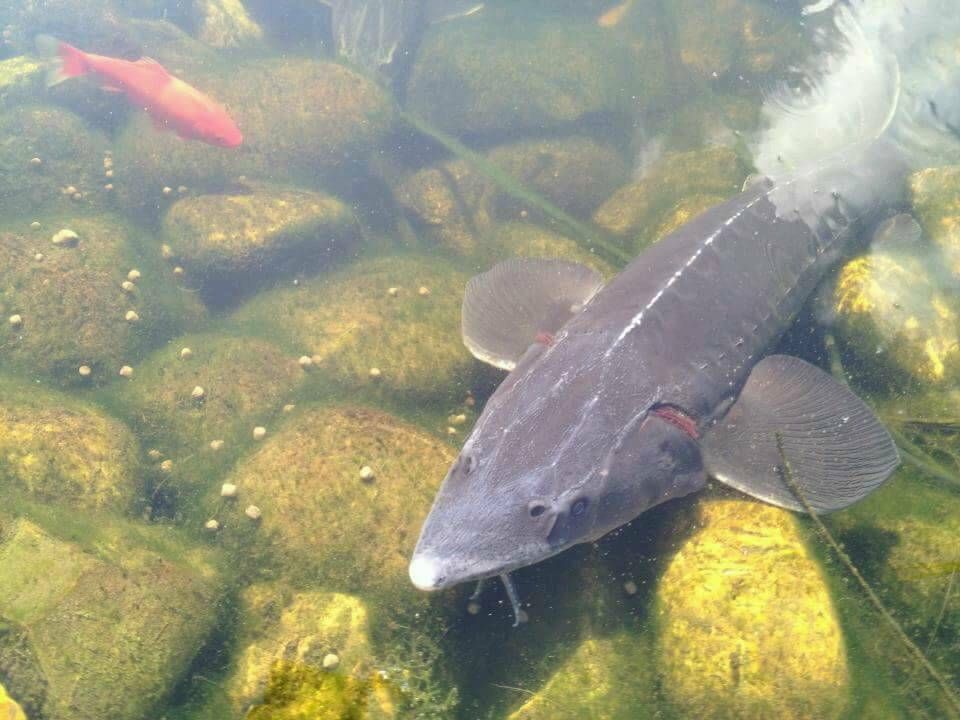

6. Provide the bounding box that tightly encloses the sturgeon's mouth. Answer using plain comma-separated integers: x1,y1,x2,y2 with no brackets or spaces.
408,542,565,592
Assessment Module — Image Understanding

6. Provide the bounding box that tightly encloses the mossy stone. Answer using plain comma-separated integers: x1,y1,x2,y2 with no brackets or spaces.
406,11,643,137
909,165,960,278
0,515,219,720
655,498,850,719
218,406,455,607
0,55,41,105
489,222,615,278
593,147,746,251
229,255,472,404
161,186,357,305
831,251,960,388
0,376,140,512
0,105,110,221
0,214,205,387
194,0,264,49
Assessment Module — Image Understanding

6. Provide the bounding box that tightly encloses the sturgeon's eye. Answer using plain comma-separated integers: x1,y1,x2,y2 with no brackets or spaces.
571,498,588,517
462,454,477,475
528,502,547,518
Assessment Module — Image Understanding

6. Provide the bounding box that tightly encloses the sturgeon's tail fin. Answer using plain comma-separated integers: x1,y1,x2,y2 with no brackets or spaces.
751,0,960,180
35,34,89,87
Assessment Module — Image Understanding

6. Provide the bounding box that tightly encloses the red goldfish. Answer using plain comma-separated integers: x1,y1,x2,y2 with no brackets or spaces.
35,34,242,148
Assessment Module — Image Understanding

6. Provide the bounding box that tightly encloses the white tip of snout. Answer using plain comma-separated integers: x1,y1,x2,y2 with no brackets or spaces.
409,554,441,591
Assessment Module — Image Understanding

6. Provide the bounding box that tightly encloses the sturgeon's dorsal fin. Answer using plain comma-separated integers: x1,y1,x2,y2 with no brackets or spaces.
462,258,604,371
701,355,899,514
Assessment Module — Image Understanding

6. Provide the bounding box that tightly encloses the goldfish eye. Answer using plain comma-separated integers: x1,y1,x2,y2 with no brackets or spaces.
571,498,589,517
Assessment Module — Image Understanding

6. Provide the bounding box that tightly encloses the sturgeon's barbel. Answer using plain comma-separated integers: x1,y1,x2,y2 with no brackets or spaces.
409,0,960,624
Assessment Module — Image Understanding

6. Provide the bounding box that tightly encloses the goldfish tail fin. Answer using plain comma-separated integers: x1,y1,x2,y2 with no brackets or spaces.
35,34,88,86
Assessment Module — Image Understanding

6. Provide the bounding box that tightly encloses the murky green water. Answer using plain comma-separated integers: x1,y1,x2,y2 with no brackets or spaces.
0,1,959,718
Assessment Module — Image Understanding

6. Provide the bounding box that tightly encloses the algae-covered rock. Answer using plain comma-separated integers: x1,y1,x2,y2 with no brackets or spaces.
593,146,745,250
194,0,264,49
489,222,615,277
228,585,381,715
230,255,472,403
507,632,657,720
909,165,960,278
0,214,205,386
399,136,626,258
406,11,643,137
0,105,110,220
114,57,394,216
0,515,219,720
831,251,960,388
0,55,41,106
218,406,455,606
0,683,27,720
655,498,850,719
161,186,357,305
0,376,140,512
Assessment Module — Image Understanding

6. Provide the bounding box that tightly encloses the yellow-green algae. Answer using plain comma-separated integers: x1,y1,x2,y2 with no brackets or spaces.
0,375,140,512
0,511,219,720
488,222,616,278
215,405,455,607
593,146,747,250
161,185,356,303
832,251,960,387
194,0,264,49
0,213,206,386
655,498,850,719
229,255,472,404
910,165,960,277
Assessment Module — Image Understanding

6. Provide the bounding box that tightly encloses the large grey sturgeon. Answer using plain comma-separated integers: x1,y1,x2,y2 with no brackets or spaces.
408,0,960,623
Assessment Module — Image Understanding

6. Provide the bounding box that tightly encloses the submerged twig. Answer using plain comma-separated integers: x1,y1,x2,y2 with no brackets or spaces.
775,433,960,718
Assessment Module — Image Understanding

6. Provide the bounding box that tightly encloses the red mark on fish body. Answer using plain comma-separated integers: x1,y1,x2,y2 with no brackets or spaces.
651,405,699,439
534,331,555,346
40,36,242,148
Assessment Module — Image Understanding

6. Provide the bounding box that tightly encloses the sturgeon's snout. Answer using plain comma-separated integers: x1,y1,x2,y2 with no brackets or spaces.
408,554,445,591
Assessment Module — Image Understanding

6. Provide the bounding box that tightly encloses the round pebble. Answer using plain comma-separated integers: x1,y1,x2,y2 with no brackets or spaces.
30,221,41,230
220,482,237,498
449,413,467,426
298,355,314,369
418,286,431,296
34,253,44,261
177,185,188,194
322,653,340,670
252,426,267,440
446,426,458,436
191,385,206,400
72,192,82,201
209,439,225,451
127,269,141,282
63,185,77,196
180,347,193,360
172,266,184,277
359,465,375,482
159,459,174,473
8,314,22,328
368,367,381,379
623,580,638,596
78,365,92,377
119,365,134,378
161,244,173,259
29,157,42,167
162,186,173,196
282,403,296,413
147,450,162,461
104,169,114,179
125,310,140,323
104,183,114,192
51,228,79,247
121,280,136,293
244,504,262,521
204,519,220,532
387,287,399,297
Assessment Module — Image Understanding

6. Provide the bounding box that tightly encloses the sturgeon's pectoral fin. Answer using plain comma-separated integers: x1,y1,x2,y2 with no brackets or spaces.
872,213,923,249
462,258,604,370
702,355,899,514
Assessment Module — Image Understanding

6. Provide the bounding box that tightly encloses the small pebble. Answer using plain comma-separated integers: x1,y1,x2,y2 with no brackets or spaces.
78,365,92,377
51,228,79,247
127,269,141,282
125,310,140,323
387,287,399,297
104,169,114,178
245,504,262,521
30,221,41,230
177,185,188,194
162,186,173,196
465,395,476,408
418,286,430,296
368,367,381,379
449,413,467,426
161,244,173,259
29,157,42,167
180,347,193,360
172,266,184,277
623,580,638,596
446,426,458,436
159,459,174,473
8,314,22,328
119,365,134,378
252,426,266,440
209,439,225,451
298,355,313,369
72,192,82,201
204,519,220,532
103,183,113,192
147,448,163,460
220,482,237,498
103,157,113,169
322,653,340,670
34,253,44,261
191,385,205,400
466,601,481,615
282,403,296,413
63,185,77,196
359,465,375,482
121,280,136,293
